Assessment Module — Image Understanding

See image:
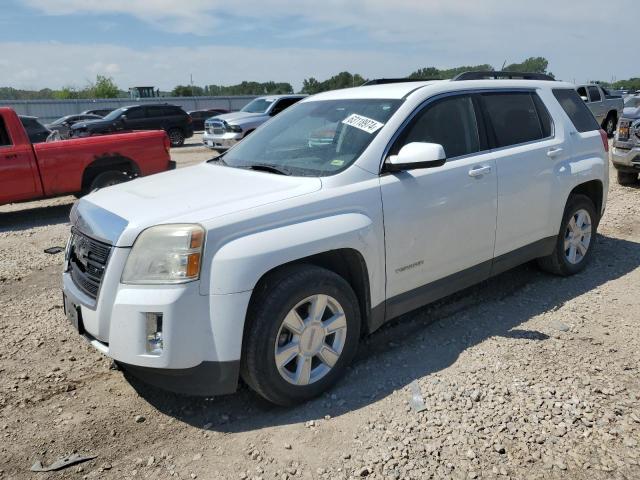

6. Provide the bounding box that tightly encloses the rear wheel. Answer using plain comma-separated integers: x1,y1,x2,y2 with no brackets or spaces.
604,113,617,138
167,128,185,147
89,170,130,191
537,194,598,276
617,170,638,185
241,265,361,406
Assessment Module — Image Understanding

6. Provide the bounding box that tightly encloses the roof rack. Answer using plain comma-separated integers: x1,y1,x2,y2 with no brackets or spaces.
452,71,555,81
362,78,438,86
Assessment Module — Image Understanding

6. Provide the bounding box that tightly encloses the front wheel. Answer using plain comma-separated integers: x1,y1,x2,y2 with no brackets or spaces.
617,170,638,185
241,265,361,406
537,194,599,276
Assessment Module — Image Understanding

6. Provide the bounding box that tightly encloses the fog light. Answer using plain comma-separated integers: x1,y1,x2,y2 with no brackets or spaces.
145,313,163,355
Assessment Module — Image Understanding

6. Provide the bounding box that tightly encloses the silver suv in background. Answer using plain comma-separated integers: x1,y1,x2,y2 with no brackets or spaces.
611,95,640,185
576,84,623,137
203,94,306,150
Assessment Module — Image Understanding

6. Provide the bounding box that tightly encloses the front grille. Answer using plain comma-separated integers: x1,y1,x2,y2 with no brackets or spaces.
68,230,112,300
206,121,225,135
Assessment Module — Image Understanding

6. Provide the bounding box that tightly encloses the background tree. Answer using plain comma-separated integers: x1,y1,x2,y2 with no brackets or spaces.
53,86,80,100
408,64,493,80
89,75,120,98
503,57,553,77
300,72,366,94
613,78,640,91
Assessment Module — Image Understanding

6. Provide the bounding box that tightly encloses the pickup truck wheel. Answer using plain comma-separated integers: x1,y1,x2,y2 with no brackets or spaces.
89,171,130,191
241,265,361,406
604,114,617,138
537,194,598,276
167,128,185,147
617,170,638,185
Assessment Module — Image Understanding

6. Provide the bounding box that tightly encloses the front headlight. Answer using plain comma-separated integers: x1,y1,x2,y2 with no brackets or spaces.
122,224,205,284
226,123,243,133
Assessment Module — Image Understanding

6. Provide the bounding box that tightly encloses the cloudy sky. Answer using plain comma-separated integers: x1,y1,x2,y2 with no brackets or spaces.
0,0,636,91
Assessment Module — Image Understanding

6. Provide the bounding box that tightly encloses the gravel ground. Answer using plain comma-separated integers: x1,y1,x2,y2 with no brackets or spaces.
1,140,639,480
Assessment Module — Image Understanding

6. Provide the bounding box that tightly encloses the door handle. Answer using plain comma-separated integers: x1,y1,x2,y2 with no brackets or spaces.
468,165,492,177
1,153,17,160
547,147,563,158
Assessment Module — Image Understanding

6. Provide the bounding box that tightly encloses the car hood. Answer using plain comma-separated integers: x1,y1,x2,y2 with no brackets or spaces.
76,163,322,247
208,111,267,124
622,106,640,120
71,119,112,129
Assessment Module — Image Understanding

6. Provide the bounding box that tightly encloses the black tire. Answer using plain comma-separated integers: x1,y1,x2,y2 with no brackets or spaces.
89,170,130,191
243,129,254,138
167,128,185,147
241,264,361,406
617,170,638,185
603,113,617,138
537,194,599,276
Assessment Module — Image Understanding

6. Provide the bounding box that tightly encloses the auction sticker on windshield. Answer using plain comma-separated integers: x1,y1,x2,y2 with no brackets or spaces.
342,114,384,134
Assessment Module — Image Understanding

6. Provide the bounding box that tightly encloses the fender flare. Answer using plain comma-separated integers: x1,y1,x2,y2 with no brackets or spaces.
207,213,378,296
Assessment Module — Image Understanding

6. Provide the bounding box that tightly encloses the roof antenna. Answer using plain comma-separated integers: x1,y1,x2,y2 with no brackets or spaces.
500,60,507,71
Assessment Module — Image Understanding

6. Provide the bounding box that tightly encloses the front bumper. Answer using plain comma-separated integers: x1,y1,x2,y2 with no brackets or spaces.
62,248,252,395
120,360,240,396
202,130,243,150
611,144,640,171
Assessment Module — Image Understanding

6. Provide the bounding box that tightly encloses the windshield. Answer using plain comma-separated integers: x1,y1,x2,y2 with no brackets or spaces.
102,108,126,121
240,98,275,114
624,96,640,108
49,116,70,126
219,99,402,176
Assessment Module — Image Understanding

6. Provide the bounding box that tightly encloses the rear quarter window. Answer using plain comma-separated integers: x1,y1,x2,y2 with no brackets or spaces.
552,89,600,133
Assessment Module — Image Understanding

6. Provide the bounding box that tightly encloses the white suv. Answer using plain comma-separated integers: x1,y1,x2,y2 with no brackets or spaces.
62,73,609,405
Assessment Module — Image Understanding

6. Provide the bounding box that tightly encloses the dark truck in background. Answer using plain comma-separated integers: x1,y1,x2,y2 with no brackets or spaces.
0,107,174,206
71,104,194,147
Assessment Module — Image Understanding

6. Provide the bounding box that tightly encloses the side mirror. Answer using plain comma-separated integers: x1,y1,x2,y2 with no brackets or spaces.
385,142,446,172
580,96,589,102
120,115,127,122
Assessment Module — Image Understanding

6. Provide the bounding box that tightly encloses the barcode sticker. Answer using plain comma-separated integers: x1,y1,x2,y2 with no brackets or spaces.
341,114,384,134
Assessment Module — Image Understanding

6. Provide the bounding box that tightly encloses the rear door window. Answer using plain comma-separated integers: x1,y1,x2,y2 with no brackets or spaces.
588,86,602,102
125,107,145,119
270,98,302,115
0,117,12,146
532,93,554,138
481,92,546,147
552,89,600,133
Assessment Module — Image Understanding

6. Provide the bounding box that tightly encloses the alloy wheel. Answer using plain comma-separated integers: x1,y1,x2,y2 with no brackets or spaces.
564,208,592,264
274,294,347,386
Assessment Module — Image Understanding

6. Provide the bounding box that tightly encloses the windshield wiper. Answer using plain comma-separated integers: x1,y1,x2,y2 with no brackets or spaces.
246,164,290,176
207,154,227,166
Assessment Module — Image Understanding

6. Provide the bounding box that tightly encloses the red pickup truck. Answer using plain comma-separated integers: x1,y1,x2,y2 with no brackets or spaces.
0,107,174,206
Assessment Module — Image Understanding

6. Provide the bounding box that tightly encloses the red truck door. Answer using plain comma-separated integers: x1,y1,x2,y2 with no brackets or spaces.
0,114,41,204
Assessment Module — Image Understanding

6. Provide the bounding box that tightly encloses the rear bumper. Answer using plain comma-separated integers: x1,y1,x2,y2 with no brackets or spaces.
120,360,240,396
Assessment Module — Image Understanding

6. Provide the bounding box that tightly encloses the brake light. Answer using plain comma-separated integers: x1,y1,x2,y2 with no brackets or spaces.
187,116,192,124
163,133,170,153
599,129,609,153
